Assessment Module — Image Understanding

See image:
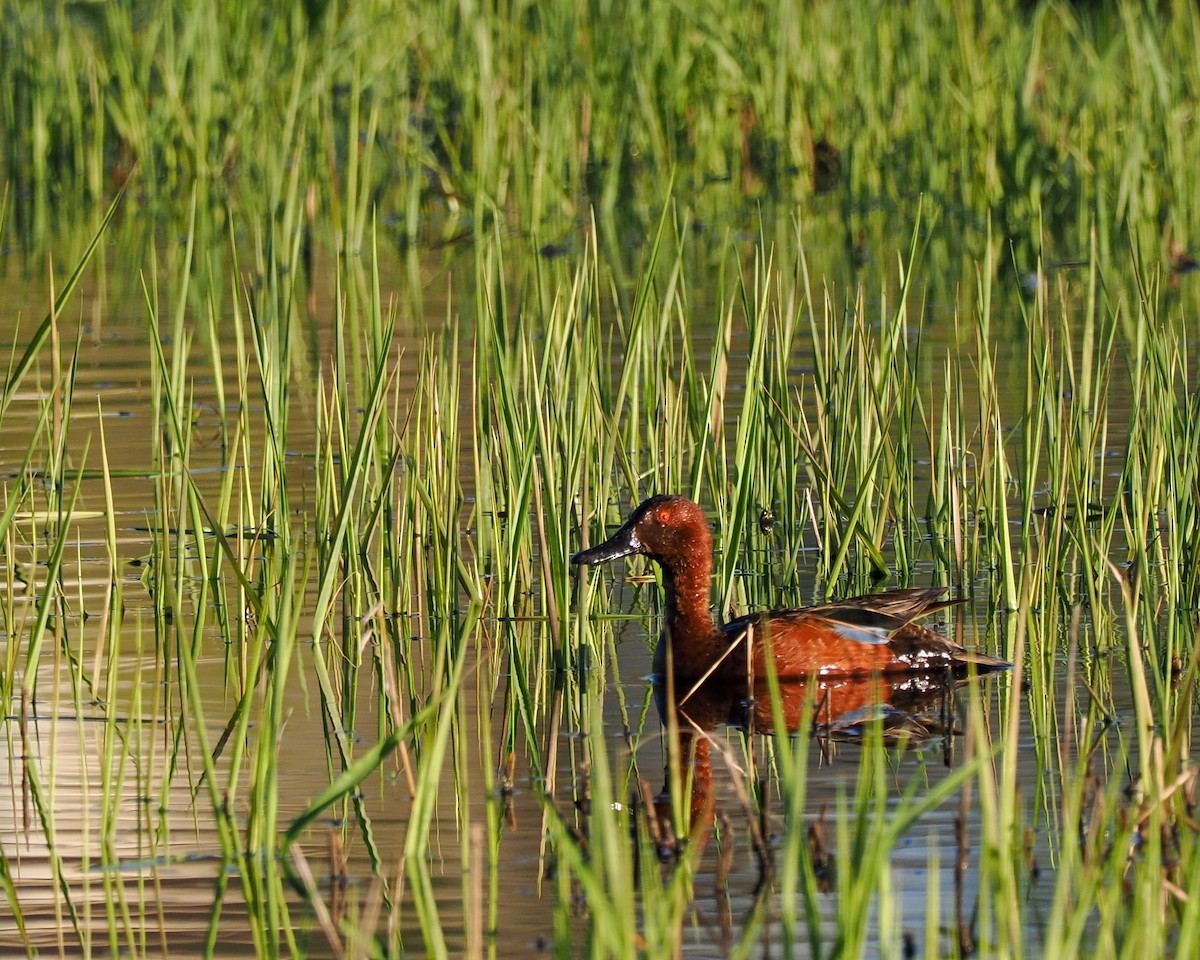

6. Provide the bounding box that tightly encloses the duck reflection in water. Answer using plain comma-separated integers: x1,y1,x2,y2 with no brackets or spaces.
647,669,981,860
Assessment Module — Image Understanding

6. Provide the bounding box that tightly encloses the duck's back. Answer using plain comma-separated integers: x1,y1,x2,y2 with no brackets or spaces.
717,588,1008,679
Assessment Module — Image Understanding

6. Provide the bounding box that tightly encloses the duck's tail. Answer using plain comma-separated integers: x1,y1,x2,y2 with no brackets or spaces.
951,649,1012,673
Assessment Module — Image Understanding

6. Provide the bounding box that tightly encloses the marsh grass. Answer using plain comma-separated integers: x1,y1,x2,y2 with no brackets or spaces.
501,201,1197,957
7,0,1200,278
2,175,1199,957
3,1,1200,957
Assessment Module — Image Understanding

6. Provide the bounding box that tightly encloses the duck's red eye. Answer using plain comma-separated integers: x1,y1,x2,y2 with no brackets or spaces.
657,509,671,524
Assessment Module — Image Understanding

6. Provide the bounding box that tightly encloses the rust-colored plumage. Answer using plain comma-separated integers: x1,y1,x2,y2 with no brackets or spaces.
572,495,1010,681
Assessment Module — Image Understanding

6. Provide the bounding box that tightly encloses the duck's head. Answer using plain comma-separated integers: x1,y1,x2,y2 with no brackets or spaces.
571,495,712,568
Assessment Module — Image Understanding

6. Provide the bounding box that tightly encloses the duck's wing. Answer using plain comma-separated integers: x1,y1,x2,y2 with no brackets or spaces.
750,588,959,647
719,599,1010,677
805,587,963,624
814,589,1008,671
723,605,912,648
803,608,905,646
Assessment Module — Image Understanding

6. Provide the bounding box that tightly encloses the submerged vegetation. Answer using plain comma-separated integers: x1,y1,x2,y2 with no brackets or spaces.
1,0,1200,957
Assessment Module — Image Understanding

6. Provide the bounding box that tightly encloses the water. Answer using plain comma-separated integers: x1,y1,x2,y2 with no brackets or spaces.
0,204,1181,957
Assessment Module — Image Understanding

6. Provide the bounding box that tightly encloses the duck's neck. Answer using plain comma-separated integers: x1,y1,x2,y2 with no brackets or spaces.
660,556,718,641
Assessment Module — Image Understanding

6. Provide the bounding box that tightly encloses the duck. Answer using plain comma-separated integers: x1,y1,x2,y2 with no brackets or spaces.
571,494,1010,681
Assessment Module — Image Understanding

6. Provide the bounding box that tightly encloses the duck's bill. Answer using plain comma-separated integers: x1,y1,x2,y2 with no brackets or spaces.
571,526,642,566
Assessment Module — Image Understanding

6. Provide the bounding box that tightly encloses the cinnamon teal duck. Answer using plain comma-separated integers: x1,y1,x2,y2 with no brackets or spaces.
571,495,1010,681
